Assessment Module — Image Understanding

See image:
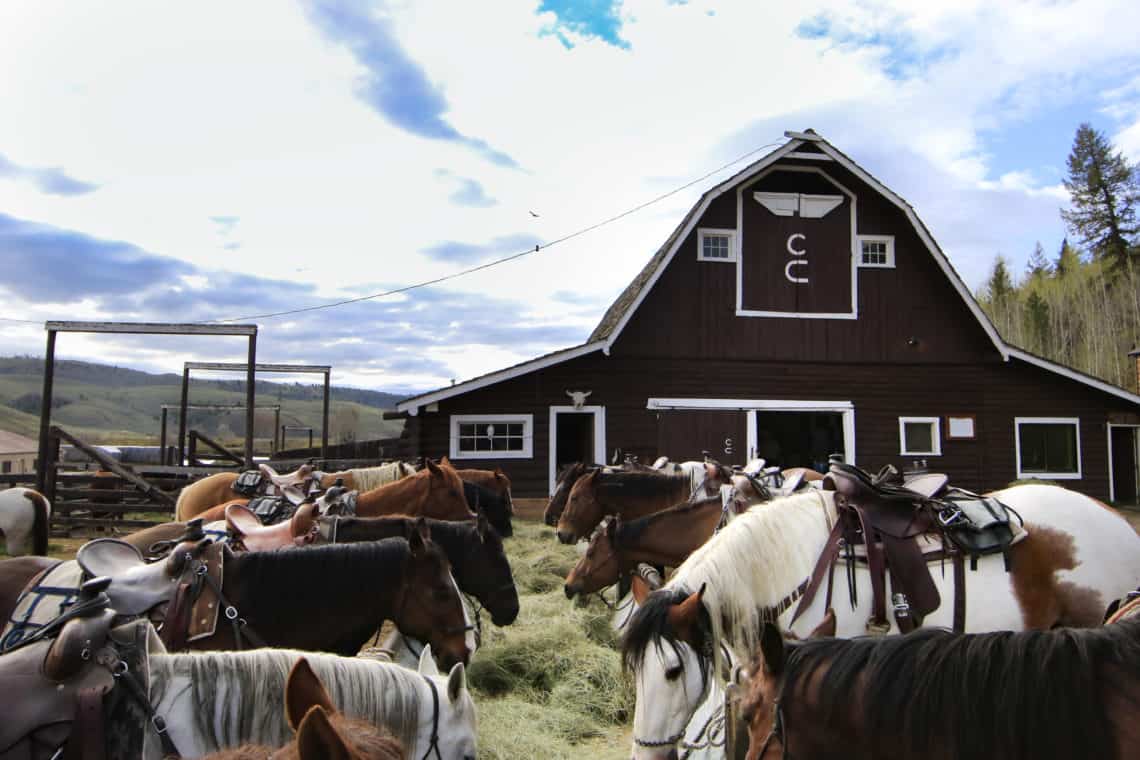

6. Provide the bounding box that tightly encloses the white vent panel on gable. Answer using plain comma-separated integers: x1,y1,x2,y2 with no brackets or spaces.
752,192,844,219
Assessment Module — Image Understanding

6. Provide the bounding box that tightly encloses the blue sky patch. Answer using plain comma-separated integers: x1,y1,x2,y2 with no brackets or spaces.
538,0,630,50
421,233,543,264
796,12,955,81
0,152,98,196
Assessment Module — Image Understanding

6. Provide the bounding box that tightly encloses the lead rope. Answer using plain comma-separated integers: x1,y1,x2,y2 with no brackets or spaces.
99,651,181,758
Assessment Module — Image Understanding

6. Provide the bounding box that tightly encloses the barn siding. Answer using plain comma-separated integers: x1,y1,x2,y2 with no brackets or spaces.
414,351,1136,499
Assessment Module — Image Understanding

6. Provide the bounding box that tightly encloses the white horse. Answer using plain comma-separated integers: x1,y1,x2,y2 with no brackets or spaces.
148,644,475,759
0,487,50,556
621,485,1140,760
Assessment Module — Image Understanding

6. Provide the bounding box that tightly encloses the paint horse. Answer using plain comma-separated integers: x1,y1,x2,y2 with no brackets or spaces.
741,617,1140,760
620,485,1140,760
555,464,725,544
199,657,406,759
0,487,50,556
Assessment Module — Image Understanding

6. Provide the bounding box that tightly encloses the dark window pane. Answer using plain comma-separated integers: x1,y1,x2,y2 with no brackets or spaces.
1019,423,1077,472
904,422,934,452
458,438,475,451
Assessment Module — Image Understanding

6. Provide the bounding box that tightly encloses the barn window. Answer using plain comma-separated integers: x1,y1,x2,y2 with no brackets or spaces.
899,417,941,456
697,228,736,262
449,414,533,460
1015,417,1081,479
1,461,10,474
858,235,895,268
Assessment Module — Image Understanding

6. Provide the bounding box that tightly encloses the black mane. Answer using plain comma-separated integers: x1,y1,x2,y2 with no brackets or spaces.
595,470,689,500
621,586,714,692
778,620,1140,759
616,495,721,546
462,480,513,537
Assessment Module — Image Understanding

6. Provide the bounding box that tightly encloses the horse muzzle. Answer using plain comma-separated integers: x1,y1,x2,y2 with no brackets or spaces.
556,529,576,545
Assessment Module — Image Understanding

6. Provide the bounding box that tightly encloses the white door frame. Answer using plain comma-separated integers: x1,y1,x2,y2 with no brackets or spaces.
1107,423,1140,503
549,405,606,495
647,398,856,465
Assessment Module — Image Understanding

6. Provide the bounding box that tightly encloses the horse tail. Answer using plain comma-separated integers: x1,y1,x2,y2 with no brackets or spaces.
25,489,50,556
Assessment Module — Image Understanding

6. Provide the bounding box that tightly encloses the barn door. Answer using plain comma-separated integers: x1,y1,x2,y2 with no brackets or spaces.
656,410,748,466
1111,426,1139,505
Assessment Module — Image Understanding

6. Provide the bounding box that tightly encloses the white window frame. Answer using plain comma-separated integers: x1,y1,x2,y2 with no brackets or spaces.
1015,417,1082,480
899,416,941,456
857,235,895,268
449,413,533,460
697,228,737,263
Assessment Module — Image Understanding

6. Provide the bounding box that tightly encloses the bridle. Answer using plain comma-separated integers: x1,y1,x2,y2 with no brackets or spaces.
631,641,730,752
420,674,444,760
751,699,788,760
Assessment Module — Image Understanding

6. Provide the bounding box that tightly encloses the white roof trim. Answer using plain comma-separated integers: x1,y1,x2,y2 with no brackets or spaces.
602,139,805,353
1007,347,1140,406
396,341,607,414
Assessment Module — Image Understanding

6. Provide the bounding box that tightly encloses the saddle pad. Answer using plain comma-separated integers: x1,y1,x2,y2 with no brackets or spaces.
847,526,1027,561
248,495,293,525
1,560,80,652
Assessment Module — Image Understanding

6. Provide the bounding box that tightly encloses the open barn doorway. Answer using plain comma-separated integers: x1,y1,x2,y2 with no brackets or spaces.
754,411,846,472
1110,424,1139,505
548,406,606,494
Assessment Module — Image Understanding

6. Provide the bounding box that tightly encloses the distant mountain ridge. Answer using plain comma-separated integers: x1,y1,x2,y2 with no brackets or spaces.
0,356,408,445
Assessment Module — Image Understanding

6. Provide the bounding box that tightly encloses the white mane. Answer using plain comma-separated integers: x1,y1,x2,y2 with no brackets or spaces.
668,489,836,667
351,462,412,492
149,648,426,751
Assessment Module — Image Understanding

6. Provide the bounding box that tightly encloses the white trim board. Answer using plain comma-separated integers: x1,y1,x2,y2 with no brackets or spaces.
397,341,606,414
1014,416,1082,480
899,416,942,456
1107,423,1140,503
548,405,606,495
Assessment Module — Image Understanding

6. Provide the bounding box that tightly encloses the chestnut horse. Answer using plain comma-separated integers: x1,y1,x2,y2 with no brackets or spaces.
352,459,472,520
555,468,694,544
742,619,1140,760
563,496,724,598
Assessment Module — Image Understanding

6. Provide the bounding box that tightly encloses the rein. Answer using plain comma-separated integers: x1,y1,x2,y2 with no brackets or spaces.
421,675,443,760
753,700,788,760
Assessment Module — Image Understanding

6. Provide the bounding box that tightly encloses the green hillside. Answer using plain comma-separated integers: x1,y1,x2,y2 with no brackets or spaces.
0,357,407,446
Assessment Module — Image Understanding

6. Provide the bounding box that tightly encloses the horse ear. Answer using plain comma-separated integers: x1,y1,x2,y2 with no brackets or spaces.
426,458,443,477
809,609,836,639
418,644,440,676
494,466,506,479
760,622,786,676
446,661,467,704
666,583,706,641
285,658,337,731
440,456,451,467
475,510,489,541
408,517,430,554
295,706,352,760
630,574,651,605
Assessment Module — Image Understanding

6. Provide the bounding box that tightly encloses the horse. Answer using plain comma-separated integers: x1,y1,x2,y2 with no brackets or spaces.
741,618,1140,760
620,485,1140,760
455,466,513,510
0,531,472,669
555,467,697,544
563,496,725,599
461,480,513,538
351,459,473,521
198,657,406,759
142,645,472,759
319,461,416,491
174,464,318,522
545,462,594,527
317,513,519,626
0,487,50,555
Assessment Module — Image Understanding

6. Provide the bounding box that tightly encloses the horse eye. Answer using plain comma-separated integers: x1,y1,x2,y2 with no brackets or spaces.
664,665,683,681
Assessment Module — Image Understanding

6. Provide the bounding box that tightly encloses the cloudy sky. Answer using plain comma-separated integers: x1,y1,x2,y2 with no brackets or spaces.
2,0,1139,395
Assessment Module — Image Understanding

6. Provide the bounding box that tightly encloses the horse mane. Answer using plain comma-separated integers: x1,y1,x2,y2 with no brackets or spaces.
624,490,834,676
595,470,688,499
616,495,721,546
149,648,425,751
768,619,1140,760
349,462,411,492
620,587,714,693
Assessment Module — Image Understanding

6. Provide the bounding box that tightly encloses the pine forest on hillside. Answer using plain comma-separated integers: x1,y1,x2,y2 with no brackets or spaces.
978,124,1140,393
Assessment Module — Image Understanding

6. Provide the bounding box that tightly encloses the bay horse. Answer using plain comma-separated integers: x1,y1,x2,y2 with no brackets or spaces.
198,657,406,760
555,467,695,544
462,480,512,537
742,618,1140,760
317,513,519,626
0,532,472,669
0,487,50,555
563,496,724,599
456,466,512,507
620,485,1140,760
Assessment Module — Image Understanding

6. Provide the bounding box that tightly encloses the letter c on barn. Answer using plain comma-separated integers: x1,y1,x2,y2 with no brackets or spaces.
786,234,806,256
785,260,809,284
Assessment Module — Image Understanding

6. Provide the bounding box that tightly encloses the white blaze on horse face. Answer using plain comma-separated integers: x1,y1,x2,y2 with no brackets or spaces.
631,641,707,760
431,666,478,760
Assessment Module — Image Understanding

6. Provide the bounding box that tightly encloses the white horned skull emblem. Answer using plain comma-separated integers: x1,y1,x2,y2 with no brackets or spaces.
566,390,592,410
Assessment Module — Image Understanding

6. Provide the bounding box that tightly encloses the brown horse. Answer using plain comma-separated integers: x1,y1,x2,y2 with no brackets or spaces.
200,658,406,760
455,466,513,508
555,467,692,544
545,462,593,527
352,459,472,521
174,471,243,521
741,619,1140,760
563,496,724,598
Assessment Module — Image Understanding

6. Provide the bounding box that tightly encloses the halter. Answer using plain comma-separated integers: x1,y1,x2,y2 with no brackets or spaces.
421,675,443,760
631,641,731,751
752,700,788,759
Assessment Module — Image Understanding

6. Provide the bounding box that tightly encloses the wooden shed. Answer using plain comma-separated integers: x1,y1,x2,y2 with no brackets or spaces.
396,131,1140,502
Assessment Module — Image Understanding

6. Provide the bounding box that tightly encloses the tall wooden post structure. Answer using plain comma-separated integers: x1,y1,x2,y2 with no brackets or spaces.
36,321,258,493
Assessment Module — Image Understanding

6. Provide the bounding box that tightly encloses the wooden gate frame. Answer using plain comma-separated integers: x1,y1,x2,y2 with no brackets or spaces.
177,362,331,464
160,403,281,464
35,321,259,493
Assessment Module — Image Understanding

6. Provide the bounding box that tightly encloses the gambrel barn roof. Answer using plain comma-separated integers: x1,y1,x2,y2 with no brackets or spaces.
398,131,1140,413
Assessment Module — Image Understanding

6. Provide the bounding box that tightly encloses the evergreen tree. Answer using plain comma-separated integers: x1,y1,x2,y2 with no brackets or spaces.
984,254,1015,302
1024,290,1050,350
1026,241,1050,279
1061,123,1139,270
1054,237,1081,278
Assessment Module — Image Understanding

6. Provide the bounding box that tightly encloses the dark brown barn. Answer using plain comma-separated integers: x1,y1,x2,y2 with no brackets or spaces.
395,131,1140,502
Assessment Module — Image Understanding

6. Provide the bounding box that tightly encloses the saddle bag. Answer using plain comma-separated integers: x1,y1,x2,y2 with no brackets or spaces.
232,469,264,497
248,496,294,526
938,497,1015,558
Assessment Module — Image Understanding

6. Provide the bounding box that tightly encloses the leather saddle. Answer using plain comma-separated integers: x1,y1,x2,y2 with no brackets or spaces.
225,501,318,552
76,539,183,617
259,462,313,490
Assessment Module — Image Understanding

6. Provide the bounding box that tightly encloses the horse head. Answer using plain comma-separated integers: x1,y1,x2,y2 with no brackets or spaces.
462,512,520,626
397,519,471,671
564,516,623,598
556,466,603,544
424,459,473,520
545,462,587,526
